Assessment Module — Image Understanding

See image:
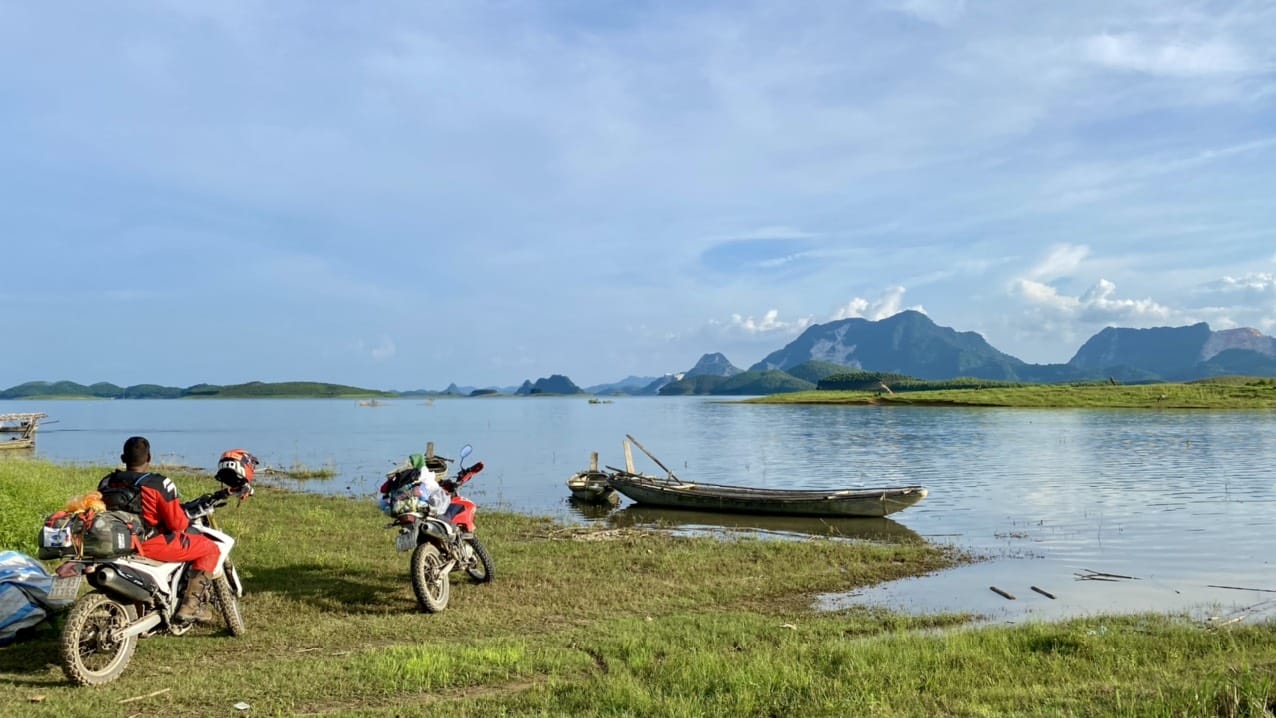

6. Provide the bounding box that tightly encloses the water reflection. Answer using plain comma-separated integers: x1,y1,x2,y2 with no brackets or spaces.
579,504,922,542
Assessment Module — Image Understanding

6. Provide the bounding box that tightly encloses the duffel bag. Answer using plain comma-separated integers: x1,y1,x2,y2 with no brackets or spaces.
80,511,145,558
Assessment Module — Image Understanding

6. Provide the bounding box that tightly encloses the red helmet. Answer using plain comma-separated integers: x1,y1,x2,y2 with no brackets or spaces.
216,449,259,488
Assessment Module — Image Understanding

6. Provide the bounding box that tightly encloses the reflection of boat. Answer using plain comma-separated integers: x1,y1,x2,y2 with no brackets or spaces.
0,413,45,451
608,435,927,518
566,452,618,504
565,498,619,520
606,506,923,542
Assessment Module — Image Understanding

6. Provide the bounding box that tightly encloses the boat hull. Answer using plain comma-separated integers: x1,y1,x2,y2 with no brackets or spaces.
566,471,619,505
0,437,34,451
606,473,926,518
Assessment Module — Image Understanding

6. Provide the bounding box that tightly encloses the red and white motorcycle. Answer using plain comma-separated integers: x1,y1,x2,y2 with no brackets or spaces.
381,443,495,613
50,478,252,686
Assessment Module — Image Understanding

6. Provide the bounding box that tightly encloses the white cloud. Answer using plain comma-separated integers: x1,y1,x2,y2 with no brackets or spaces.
1012,277,1171,323
1082,33,1254,77
1026,244,1090,281
1077,279,1172,322
725,309,814,335
1202,273,1276,295
831,286,926,321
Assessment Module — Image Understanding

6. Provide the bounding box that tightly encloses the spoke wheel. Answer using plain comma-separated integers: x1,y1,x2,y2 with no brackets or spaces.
59,592,138,686
213,567,246,636
410,543,450,613
463,536,495,583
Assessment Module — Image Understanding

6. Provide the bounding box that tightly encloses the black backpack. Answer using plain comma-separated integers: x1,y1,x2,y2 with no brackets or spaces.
98,472,150,516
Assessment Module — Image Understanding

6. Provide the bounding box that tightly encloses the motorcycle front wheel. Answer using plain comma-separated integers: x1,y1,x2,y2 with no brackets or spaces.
213,560,246,636
463,536,495,583
59,592,139,686
410,543,450,613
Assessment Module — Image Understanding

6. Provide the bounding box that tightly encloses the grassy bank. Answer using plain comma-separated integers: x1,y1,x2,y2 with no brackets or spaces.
749,380,1276,409
3,458,1275,716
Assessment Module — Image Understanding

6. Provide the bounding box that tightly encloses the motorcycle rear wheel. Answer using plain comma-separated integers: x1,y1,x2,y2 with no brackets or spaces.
463,536,495,583
410,543,450,613
59,592,138,686
213,561,246,636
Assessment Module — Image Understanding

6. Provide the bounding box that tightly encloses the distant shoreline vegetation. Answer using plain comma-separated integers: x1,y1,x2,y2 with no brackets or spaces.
746,372,1276,409
0,380,398,400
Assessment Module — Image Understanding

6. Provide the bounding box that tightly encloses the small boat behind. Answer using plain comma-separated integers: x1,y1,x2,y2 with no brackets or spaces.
566,452,619,505
0,412,46,451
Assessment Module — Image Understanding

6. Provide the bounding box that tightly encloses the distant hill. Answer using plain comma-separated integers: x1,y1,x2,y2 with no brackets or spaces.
750,310,1030,381
1067,324,1214,379
783,360,853,385
1178,349,1276,380
1067,323,1276,382
683,353,742,378
514,374,585,395
659,370,814,396
636,374,681,396
586,375,663,396
0,380,394,399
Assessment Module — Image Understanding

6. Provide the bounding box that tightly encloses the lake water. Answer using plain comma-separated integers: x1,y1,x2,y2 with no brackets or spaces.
5,397,1276,623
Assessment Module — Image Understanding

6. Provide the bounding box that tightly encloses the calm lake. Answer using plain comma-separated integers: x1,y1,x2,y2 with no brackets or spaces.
5,397,1275,623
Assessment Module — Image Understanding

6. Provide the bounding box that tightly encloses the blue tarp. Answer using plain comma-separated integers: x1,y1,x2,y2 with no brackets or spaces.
0,550,71,646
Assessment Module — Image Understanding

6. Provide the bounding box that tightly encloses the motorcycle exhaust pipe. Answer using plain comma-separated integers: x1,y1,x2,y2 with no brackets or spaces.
88,566,153,603
117,613,163,640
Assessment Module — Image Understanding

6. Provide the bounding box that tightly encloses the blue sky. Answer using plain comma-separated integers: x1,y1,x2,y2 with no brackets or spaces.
2,0,1274,390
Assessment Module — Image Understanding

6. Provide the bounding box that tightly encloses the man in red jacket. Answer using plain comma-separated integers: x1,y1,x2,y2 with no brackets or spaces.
98,436,220,623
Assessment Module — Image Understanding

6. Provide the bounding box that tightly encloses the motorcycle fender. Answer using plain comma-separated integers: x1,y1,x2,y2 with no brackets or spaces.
395,525,418,552
197,524,236,578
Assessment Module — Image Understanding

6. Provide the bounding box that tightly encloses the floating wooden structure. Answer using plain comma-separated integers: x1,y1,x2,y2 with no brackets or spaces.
0,413,46,451
605,435,928,518
566,452,618,505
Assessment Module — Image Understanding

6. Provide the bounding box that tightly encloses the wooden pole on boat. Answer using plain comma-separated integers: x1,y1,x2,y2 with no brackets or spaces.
625,434,679,482
425,442,434,460
624,440,635,474
589,452,599,472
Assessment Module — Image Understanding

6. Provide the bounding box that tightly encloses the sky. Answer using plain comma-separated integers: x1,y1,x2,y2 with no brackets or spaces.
2,0,1274,391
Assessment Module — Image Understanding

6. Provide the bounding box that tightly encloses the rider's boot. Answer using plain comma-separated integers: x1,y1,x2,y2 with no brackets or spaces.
176,570,213,623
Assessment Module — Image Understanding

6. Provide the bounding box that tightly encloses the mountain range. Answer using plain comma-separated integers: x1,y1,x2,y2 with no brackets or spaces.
651,311,1276,395
5,312,1276,399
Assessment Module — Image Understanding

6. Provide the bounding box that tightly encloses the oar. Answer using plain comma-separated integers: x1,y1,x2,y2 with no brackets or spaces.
624,434,680,483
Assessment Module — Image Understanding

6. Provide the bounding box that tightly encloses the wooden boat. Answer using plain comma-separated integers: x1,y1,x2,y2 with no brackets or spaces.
0,413,44,451
605,471,926,518
566,452,618,504
606,435,926,518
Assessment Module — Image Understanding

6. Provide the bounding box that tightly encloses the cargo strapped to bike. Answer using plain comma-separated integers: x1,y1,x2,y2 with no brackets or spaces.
38,509,145,560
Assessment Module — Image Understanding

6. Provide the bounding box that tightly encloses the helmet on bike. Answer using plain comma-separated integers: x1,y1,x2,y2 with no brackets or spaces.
215,449,259,488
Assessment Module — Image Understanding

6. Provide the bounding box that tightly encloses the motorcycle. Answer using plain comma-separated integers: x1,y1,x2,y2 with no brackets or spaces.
382,443,495,613
51,480,252,686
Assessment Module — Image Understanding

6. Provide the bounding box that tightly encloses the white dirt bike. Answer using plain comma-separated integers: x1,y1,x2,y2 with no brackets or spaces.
52,485,250,686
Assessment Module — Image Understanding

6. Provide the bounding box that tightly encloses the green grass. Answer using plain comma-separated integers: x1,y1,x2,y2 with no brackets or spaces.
749,380,1276,409
3,458,1276,716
